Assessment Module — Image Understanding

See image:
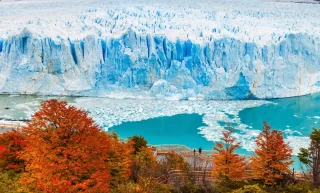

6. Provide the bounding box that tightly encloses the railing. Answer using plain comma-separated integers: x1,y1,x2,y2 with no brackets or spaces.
152,144,213,162
152,144,304,184
152,144,191,152
0,121,24,133
167,170,214,184
153,144,214,154
166,169,304,185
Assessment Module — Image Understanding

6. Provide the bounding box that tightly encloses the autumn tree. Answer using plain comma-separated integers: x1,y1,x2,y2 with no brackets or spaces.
251,122,293,185
0,130,26,193
298,128,320,188
212,125,246,181
0,130,25,171
19,99,120,193
116,144,178,193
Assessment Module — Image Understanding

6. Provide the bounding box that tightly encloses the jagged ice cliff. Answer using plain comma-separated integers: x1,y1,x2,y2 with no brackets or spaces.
1,0,320,99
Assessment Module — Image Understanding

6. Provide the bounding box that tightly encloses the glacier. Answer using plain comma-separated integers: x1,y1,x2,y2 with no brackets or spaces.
1,0,320,99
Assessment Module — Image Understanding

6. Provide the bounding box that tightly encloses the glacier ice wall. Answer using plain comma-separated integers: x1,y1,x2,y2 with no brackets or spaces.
0,0,320,99
1,30,320,99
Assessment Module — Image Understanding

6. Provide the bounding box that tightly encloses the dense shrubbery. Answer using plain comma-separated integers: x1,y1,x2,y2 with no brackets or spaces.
0,99,320,192
232,184,266,193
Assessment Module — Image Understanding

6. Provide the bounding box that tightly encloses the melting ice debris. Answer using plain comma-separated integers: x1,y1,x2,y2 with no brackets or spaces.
0,0,320,99
285,136,310,155
0,95,310,155
284,129,302,136
78,97,309,155
72,97,301,154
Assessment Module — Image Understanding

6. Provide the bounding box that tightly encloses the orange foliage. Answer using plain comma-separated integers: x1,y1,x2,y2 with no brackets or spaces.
19,99,124,193
0,130,25,171
251,122,293,185
212,125,246,181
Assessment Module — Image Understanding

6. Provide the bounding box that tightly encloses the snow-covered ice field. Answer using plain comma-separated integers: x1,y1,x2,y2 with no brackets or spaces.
0,0,319,44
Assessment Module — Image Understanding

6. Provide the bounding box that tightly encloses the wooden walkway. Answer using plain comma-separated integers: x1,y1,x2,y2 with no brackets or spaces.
153,144,213,161
0,121,24,133
152,144,304,184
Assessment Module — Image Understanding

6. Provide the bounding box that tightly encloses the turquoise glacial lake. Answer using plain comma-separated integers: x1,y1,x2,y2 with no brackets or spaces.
110,113,210,149
1,93,320,170
109,93,320,170
240,93,320,138
111,93,320,150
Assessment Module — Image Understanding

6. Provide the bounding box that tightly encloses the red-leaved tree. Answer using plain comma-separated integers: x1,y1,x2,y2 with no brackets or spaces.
251,122,293,185
212,125,246,181
0,130,25,171
19,99,115,193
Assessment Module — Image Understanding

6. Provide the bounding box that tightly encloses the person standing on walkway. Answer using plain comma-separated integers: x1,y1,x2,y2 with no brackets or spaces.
198,147,202,154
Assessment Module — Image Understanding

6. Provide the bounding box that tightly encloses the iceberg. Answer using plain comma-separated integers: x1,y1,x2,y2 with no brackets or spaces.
0,0,320,99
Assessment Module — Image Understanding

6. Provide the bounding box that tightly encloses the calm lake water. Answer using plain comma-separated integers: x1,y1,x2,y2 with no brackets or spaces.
110,113,210,149
240,93,320,138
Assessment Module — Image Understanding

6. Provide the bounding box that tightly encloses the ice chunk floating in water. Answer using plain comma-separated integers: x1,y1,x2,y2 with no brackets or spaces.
1,0,320,99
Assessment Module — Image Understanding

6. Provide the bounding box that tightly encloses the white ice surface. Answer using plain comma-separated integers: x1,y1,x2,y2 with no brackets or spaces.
0,0,320,45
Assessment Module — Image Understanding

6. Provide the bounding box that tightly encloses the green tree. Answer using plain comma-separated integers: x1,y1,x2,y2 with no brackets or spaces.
130,147,156,183
298,128,320,187
0,170,27,193
128,135,147,154
156,151,191,185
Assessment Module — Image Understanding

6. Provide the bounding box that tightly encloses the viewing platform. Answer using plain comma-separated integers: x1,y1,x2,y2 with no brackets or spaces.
151,144,302,184
152,144,213,165
0,121,25,133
